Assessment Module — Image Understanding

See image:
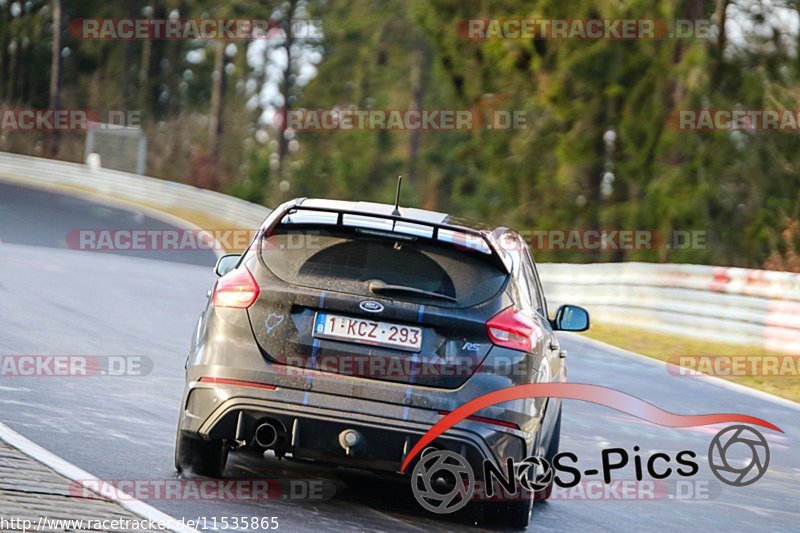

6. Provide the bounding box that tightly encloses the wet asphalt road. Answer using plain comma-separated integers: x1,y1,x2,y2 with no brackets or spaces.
0,181,215,266
0,183,798,532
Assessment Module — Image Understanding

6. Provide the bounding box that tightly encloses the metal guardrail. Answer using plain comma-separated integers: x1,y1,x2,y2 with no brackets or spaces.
539,262,800,353
0,152,270,229
2,152,798,353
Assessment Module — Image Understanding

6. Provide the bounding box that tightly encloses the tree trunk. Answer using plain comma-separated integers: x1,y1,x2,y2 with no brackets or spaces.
120,0,137,110
277,0,298,178
208,40,227,161
48,0,62,157
138,38,151,111
712,0,729,88
0,7,8,101
408,35,428,190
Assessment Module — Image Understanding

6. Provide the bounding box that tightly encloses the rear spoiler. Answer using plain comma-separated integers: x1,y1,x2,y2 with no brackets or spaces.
258,203,512,271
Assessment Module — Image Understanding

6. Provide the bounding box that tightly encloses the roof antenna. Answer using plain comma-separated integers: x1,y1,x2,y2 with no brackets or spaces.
392,175,403,216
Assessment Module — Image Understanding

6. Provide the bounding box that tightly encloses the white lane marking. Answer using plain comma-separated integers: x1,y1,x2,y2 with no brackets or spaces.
0,421,199,533
566,332,800,411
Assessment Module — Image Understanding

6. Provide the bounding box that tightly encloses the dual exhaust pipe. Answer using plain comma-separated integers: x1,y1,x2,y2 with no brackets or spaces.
252,419,364,453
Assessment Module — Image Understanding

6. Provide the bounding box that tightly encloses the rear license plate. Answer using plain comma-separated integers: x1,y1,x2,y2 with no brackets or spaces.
313,313,422,352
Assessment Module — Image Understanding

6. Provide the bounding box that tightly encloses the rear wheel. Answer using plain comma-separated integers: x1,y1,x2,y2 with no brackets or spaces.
480,447,536,529
174,431,229,477
535,404,562,502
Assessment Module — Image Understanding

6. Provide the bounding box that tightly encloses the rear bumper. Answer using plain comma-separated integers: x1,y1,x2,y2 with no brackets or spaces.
179,381,530,475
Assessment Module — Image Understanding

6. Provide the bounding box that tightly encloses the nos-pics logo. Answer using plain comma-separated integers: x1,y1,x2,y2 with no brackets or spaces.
410,425,770,514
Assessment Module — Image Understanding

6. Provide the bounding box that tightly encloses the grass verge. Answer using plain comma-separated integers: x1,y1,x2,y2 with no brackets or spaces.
581,323,800,403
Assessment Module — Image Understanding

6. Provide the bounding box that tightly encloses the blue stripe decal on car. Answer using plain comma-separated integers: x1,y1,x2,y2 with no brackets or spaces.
303,291,326,406
402,304,425,420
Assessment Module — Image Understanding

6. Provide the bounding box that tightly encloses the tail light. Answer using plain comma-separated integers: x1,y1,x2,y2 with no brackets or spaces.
210,266,260,308
486,306,541,352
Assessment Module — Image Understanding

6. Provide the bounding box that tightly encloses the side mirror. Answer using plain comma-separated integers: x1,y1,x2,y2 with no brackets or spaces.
552,304,590,332
214,254,241,277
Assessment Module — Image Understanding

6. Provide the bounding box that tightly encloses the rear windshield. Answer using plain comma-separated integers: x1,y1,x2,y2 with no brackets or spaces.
260,227,508,307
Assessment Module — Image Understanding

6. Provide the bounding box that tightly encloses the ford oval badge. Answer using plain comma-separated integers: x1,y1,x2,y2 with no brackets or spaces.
359,300,384,313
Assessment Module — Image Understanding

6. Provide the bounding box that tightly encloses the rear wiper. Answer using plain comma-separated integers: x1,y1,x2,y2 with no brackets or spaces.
368,279,457,303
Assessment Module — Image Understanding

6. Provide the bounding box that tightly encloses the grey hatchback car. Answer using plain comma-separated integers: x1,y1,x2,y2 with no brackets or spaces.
175,198,589,528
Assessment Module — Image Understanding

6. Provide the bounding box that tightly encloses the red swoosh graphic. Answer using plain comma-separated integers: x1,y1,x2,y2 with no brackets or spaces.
400,383,782,473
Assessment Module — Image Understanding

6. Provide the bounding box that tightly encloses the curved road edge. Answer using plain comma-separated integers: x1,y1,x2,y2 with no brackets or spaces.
0,173,227,261
0,420,199,533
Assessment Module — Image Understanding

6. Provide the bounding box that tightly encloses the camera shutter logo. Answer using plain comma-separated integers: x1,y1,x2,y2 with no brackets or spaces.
708,425,770,487
517,455,553,492
411,450,474,514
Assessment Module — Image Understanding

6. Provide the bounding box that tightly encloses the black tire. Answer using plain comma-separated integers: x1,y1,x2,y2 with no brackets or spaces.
481,493,533,529
535,404,562,502
174,431,229,477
